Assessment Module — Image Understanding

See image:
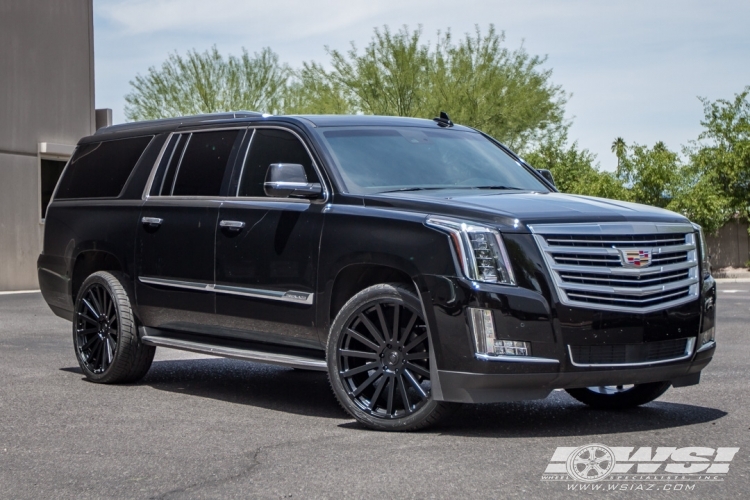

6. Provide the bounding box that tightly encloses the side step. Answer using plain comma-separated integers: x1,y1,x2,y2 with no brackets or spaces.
140,332,328,372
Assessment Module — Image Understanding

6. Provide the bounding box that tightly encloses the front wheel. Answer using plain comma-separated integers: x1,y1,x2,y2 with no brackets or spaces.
327,284,453,431
565,382,671,410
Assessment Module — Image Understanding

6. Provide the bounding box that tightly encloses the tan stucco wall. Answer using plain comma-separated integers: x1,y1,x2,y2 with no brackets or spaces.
0,0,94,290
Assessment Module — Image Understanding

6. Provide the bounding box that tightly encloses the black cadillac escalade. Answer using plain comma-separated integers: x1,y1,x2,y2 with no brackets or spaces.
38,112,716,431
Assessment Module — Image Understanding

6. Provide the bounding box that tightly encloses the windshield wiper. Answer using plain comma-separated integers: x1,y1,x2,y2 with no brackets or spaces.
379,187,454,193
467,185,525,190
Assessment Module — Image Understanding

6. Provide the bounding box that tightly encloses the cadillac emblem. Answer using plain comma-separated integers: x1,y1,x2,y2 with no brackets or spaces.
619,248,652,268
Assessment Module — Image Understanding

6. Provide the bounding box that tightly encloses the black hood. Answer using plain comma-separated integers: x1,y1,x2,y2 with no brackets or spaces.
365,190,690,230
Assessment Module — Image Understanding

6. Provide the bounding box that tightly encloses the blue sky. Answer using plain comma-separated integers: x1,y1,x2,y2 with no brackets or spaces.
93,0,750,171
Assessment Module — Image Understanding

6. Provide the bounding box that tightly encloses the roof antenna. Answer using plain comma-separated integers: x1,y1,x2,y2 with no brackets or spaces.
433,111,453,128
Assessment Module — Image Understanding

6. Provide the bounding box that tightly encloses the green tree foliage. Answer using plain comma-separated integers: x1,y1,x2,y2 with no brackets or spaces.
615,141,681,208
523,135,628,200
125,46,289,120
286,25,568,152
690,87,750,223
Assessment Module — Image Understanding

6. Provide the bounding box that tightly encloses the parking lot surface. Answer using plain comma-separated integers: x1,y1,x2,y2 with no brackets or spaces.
0,284,747,499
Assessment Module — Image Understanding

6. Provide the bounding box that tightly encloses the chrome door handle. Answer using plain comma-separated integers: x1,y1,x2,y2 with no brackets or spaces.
219,220,246,230
141,217,163,226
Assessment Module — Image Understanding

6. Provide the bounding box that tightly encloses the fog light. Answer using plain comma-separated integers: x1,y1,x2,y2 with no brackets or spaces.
494,340,530,356
697,327,715,352
468,308,530,356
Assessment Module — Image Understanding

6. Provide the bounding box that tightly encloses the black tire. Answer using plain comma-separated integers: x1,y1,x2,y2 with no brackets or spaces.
326,283,454,431
565,382,671,410
73,271,155,384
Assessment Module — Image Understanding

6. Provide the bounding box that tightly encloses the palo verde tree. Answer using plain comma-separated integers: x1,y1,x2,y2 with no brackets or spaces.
124,46,289,120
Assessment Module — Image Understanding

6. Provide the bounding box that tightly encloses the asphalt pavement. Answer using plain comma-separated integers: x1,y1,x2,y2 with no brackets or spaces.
0,284,748,499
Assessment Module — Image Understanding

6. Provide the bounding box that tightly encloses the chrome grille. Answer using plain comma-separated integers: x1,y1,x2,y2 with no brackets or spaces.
529,223,700,313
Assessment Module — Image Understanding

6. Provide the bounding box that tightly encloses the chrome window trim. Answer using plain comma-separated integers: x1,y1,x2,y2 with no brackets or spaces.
529,222,700,314
138,276,314,305
475,353,559,364
167,133,191,196
567,337,696,368
141,125,330,203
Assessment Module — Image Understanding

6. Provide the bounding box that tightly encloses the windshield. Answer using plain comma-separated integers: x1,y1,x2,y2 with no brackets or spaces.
319,127,548,194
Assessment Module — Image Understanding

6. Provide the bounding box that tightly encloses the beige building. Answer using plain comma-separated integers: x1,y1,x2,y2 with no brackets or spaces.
0,0,108,291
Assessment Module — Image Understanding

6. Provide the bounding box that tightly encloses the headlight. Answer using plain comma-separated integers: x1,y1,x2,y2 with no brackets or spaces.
425,216,515,285
692,223,712,279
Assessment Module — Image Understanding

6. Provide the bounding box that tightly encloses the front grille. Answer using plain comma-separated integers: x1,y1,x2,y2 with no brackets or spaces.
569,338,694,366
530,223,700,313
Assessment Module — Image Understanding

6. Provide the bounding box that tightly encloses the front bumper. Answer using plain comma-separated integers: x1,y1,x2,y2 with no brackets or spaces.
422,274,717,403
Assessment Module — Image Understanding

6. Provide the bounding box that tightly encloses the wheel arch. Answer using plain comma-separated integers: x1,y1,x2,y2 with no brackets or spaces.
71,250,126,303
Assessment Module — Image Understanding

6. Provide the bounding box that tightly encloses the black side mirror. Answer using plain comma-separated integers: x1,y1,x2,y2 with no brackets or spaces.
537,169,556,187
264,163,323,198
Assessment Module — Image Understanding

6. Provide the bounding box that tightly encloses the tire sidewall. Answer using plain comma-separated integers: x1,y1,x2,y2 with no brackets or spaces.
326,283,440,431
73,271,133,383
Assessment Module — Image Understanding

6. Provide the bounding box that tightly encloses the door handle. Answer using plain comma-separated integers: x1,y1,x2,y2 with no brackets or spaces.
141,217,163,227
219,220,246,230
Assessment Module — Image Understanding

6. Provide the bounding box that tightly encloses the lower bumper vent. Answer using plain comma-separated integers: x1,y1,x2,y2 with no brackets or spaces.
569,337,695,366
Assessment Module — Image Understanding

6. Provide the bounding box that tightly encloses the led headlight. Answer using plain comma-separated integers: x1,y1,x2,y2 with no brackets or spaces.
692,223,712,280
425,216,515,285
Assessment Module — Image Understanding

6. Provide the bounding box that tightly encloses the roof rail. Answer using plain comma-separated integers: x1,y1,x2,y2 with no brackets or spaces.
94,111,263,136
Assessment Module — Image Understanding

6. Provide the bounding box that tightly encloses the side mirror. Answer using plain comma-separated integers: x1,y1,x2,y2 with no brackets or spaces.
264,163,322,198
537,169,556,187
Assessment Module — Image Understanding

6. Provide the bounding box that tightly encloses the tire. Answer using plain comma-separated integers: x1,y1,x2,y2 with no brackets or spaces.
73,271,155,384
565,382,671,410
326,283,454,431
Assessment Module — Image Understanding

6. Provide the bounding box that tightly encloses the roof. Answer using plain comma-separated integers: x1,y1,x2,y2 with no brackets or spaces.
85,112,475,143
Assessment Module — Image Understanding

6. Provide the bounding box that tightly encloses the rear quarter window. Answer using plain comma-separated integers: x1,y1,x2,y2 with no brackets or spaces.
55,135,153,199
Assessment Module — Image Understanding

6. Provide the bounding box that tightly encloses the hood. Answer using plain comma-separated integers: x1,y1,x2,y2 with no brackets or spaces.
365,190,690,229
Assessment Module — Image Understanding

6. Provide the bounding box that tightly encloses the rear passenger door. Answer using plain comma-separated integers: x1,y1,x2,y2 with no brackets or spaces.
135,128,245,333
213,127,326,348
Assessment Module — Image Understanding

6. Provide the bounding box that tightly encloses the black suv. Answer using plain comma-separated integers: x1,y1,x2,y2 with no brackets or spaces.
38,112,716,431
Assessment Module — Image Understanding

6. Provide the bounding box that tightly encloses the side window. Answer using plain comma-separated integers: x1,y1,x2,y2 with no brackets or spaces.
55,136,153,199
171,129,240,197
238,129,318,197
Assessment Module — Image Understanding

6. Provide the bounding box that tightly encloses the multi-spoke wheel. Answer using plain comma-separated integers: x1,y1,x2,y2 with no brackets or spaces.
327,283,454,431
73,271,155,383
565,381,671,410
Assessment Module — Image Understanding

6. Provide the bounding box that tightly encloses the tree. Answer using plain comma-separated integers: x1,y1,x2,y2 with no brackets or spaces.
690,87,750,224
125,46,289,120
615,140,682,209
611,137,626,169
285,25,568,152
524,134,629,200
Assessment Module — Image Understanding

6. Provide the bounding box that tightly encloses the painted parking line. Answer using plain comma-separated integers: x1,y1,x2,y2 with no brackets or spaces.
0,290,41,296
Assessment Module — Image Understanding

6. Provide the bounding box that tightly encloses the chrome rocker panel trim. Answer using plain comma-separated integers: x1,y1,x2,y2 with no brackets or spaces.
138,276,314,304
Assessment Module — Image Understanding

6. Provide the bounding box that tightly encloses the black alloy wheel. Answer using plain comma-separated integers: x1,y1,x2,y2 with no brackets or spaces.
73,271,155,383
75,282,119,374
327,283,454,431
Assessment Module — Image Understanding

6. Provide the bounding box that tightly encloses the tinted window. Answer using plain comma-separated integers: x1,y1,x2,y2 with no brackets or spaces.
40,159,67,218
149,134,187,196
238,129,317,197
320,127,547,194
55,136,153,199
172,130,240,196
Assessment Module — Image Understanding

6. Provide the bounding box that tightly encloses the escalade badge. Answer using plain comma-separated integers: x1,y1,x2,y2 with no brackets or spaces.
619,248,652,268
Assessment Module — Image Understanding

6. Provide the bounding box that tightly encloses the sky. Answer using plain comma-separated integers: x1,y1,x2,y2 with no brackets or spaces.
93,0,750,171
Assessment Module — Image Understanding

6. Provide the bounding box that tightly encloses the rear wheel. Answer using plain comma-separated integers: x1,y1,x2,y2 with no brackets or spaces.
327,283,454,431
73,271,155,383
565,382,671,409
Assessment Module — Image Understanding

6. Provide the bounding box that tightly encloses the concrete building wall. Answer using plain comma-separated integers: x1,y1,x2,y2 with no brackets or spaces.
0,0,95,290
706,218,750,269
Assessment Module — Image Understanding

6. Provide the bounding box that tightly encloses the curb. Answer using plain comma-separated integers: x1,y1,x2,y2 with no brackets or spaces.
0,289,41,296
714,278,750,283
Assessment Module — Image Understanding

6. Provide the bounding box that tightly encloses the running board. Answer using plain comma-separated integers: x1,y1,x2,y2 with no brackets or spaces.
140,334,328,371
